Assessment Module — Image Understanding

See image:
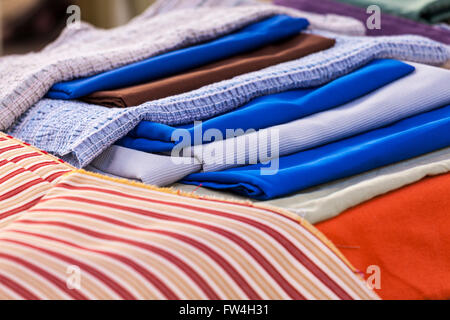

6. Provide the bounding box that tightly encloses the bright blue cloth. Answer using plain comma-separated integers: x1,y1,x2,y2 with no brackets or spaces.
118,59,415,153
46,15,309,100
11,34,449,168
181,104,450,200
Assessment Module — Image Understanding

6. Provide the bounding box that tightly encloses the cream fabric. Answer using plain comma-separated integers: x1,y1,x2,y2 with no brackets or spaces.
172,147,450,224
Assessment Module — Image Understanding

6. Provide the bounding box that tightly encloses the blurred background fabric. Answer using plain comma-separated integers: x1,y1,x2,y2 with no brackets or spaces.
1,0,71,54
0,0,158,55
77,0,156,28
0,0,273,55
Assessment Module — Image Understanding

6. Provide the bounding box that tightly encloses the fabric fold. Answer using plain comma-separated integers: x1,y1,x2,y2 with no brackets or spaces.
0,133,379,300
8,34,450,168
275,0,450,44
0,132,74,225
181,104,450,200
90,145,201,186
82,33,335,108
0,4,304,131
317,172,450,300
186,62,450,173
173,146,450,224
47,15,310,100
118,59,413,153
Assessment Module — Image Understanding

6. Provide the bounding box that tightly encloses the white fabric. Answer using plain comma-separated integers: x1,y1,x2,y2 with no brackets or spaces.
90,145,201,186
187,62,450,172
173,147,450,224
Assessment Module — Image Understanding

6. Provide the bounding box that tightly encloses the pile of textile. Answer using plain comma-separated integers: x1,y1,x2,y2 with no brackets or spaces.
0,0,449,300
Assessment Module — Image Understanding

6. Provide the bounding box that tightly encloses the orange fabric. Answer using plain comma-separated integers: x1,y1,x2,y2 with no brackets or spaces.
317,173,450,300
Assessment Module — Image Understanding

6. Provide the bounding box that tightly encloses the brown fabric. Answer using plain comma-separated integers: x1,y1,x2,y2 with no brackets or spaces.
82,33,335,108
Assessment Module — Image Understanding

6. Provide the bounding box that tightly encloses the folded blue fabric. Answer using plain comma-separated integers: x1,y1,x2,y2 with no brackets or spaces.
46,15,309,100
9,33,450,168
118,59,414,153
181,104,450,200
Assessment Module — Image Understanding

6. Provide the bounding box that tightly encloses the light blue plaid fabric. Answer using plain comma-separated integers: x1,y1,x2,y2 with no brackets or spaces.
8,32,450,168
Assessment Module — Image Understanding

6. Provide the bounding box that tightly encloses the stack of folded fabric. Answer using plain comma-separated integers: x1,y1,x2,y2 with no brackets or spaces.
1,0,449,300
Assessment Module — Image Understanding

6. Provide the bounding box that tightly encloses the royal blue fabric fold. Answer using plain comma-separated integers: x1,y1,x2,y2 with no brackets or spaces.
118,59,414,153
181,104,450,200
46,15,309,100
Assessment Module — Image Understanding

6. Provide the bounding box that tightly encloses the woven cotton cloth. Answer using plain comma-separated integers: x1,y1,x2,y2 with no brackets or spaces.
276,0,450,44
0,4,303,131
82,33,335,108
117,59,412,153
90,145,202,186
187,62,450,173
0,0,371,132
0,134,379,299
173,145,450,224
8,34,450,168
0,172,378,300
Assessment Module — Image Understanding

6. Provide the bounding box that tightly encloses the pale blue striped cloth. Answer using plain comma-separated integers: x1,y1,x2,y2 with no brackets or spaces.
8,33,450,168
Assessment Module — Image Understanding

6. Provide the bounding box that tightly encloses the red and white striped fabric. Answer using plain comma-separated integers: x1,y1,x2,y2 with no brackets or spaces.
0,133,378,300
0,133,73,227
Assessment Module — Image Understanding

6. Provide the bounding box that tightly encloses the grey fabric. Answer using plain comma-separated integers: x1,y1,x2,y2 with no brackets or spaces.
0,0,370,131
8,36,450,168
0,4,298,131
90,145,201,186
